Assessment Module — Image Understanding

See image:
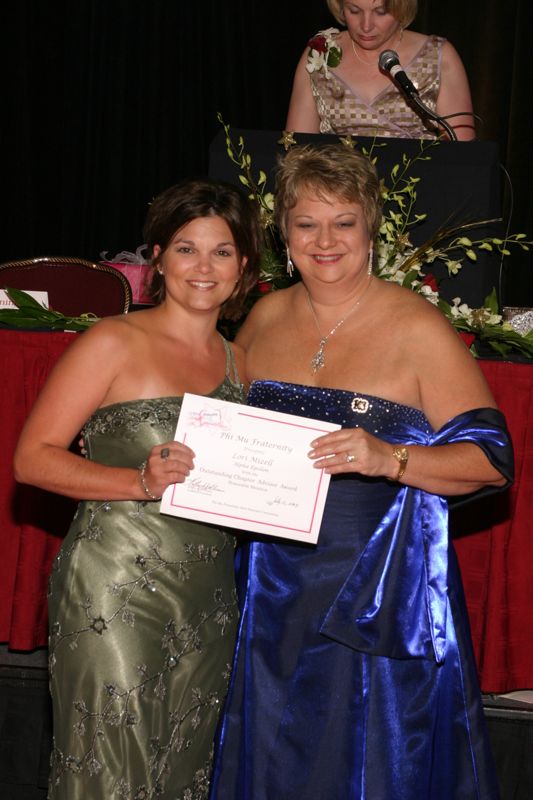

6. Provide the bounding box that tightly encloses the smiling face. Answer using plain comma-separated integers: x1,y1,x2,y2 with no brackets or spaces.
153,215,246,314
287,191,371,291
342,0,401,51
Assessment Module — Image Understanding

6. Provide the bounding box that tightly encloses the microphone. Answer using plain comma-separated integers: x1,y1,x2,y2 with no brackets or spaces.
378,50,418,99
378,49,458,140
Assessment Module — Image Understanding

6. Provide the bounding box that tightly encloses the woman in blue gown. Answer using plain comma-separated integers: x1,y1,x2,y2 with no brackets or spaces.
210,145,513,799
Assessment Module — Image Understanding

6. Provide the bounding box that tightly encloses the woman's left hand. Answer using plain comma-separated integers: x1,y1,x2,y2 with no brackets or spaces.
308,428,397,479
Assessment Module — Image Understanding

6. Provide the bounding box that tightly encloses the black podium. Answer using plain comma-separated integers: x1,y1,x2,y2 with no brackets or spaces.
209,130,503,308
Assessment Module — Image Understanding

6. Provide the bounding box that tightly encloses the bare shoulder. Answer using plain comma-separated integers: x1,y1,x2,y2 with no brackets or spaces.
379,282,495,424
440,38,467,70
50,313,148,380
379,281,465,345
17,314,143,442
375,281,483,372
84,309,155,343
441,38,462,58
403,29,428,48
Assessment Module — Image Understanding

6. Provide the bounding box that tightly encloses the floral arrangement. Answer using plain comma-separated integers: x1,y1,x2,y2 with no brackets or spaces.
218,118,533,358
217,113,289,297
306,28,342,78
370,138,532,356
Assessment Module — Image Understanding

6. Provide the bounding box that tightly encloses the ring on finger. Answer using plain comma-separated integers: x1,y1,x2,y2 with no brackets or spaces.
160,447,170,460
346,453,356,464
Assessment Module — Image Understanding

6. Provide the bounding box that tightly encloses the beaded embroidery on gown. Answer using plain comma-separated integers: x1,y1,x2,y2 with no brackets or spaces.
310,32,444,138
210,380,513,800
47,339,242,800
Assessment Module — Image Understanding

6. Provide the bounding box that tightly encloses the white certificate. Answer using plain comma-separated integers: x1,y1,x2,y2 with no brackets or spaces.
160,393,341,543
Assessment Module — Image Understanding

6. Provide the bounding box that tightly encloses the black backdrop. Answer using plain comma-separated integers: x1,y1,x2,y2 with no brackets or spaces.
2,0,531,304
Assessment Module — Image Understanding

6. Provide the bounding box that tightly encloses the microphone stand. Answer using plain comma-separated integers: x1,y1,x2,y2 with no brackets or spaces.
407,93,458,142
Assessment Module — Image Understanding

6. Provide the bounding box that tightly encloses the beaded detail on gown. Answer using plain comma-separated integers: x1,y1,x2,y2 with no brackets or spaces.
310,32,444,138
47,340,242,800
209,380,511,800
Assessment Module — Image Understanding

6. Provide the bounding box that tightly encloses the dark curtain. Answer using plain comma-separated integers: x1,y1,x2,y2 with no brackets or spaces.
2,0,531,304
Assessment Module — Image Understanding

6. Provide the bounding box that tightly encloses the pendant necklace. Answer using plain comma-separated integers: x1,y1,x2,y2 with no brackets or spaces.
306,276,373,373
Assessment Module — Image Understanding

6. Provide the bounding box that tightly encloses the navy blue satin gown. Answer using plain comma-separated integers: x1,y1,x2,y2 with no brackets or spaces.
210,381,513,800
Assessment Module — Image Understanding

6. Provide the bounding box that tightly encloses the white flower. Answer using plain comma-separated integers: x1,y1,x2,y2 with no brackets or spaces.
263,192,275,211
445,259,463,275
306,51,326,74
419,284,440,305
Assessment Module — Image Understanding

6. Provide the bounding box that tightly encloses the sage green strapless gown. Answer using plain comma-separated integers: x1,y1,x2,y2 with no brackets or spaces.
47,347,242,800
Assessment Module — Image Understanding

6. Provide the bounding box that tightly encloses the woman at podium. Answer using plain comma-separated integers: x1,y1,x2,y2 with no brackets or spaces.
286,0,475,140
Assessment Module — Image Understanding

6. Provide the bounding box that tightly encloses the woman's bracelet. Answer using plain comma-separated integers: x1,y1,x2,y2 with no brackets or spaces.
391,445,409,481
139,460,161,501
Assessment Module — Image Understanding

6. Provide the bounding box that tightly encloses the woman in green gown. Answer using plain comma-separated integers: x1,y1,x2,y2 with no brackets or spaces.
13,179,262,800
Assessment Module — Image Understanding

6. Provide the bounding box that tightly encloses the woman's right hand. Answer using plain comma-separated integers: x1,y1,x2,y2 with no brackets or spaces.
140,442,196,499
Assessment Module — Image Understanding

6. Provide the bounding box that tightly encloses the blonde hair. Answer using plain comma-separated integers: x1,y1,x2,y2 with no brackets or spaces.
326,0,418,28
274,145,383,241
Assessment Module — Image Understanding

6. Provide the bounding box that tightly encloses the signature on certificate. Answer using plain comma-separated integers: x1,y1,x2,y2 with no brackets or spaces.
187,478,224,494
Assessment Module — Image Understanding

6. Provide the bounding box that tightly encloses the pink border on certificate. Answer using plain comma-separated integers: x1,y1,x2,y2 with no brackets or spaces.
167,411,333,537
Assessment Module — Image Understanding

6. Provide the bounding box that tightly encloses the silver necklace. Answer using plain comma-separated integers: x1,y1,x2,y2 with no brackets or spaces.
306,276,373,373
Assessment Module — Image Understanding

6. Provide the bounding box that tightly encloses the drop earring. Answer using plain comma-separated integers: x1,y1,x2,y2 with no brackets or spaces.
286,247,294,277
367,249,373,276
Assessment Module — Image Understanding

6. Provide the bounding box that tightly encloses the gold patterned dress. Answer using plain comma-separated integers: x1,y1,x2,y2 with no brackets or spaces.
310,32,444,138
47,340,242,800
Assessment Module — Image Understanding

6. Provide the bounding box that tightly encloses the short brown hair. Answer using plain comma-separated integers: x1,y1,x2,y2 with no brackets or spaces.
327,0,418,28
274,144,383,241
143,179,263,319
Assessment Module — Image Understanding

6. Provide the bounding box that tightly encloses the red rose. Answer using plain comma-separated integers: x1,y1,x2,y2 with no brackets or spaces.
459,332,475,349
308,35,327,54
257,281,273,294
422,273,438,292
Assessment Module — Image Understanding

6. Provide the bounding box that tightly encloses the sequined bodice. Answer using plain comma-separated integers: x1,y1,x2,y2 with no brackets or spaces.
84,374,243,469
310,33,444,139
247,380,432,440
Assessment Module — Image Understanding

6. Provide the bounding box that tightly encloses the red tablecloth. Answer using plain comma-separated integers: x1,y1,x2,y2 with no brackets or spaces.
454,360,533,692
0,330,77,650
1,331,532,691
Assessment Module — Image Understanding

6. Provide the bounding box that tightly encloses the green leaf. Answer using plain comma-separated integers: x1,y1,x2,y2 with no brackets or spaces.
483,287,499,314
487,340,511,357
402,269,419,290
326,47,342,68
4,287,48,310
